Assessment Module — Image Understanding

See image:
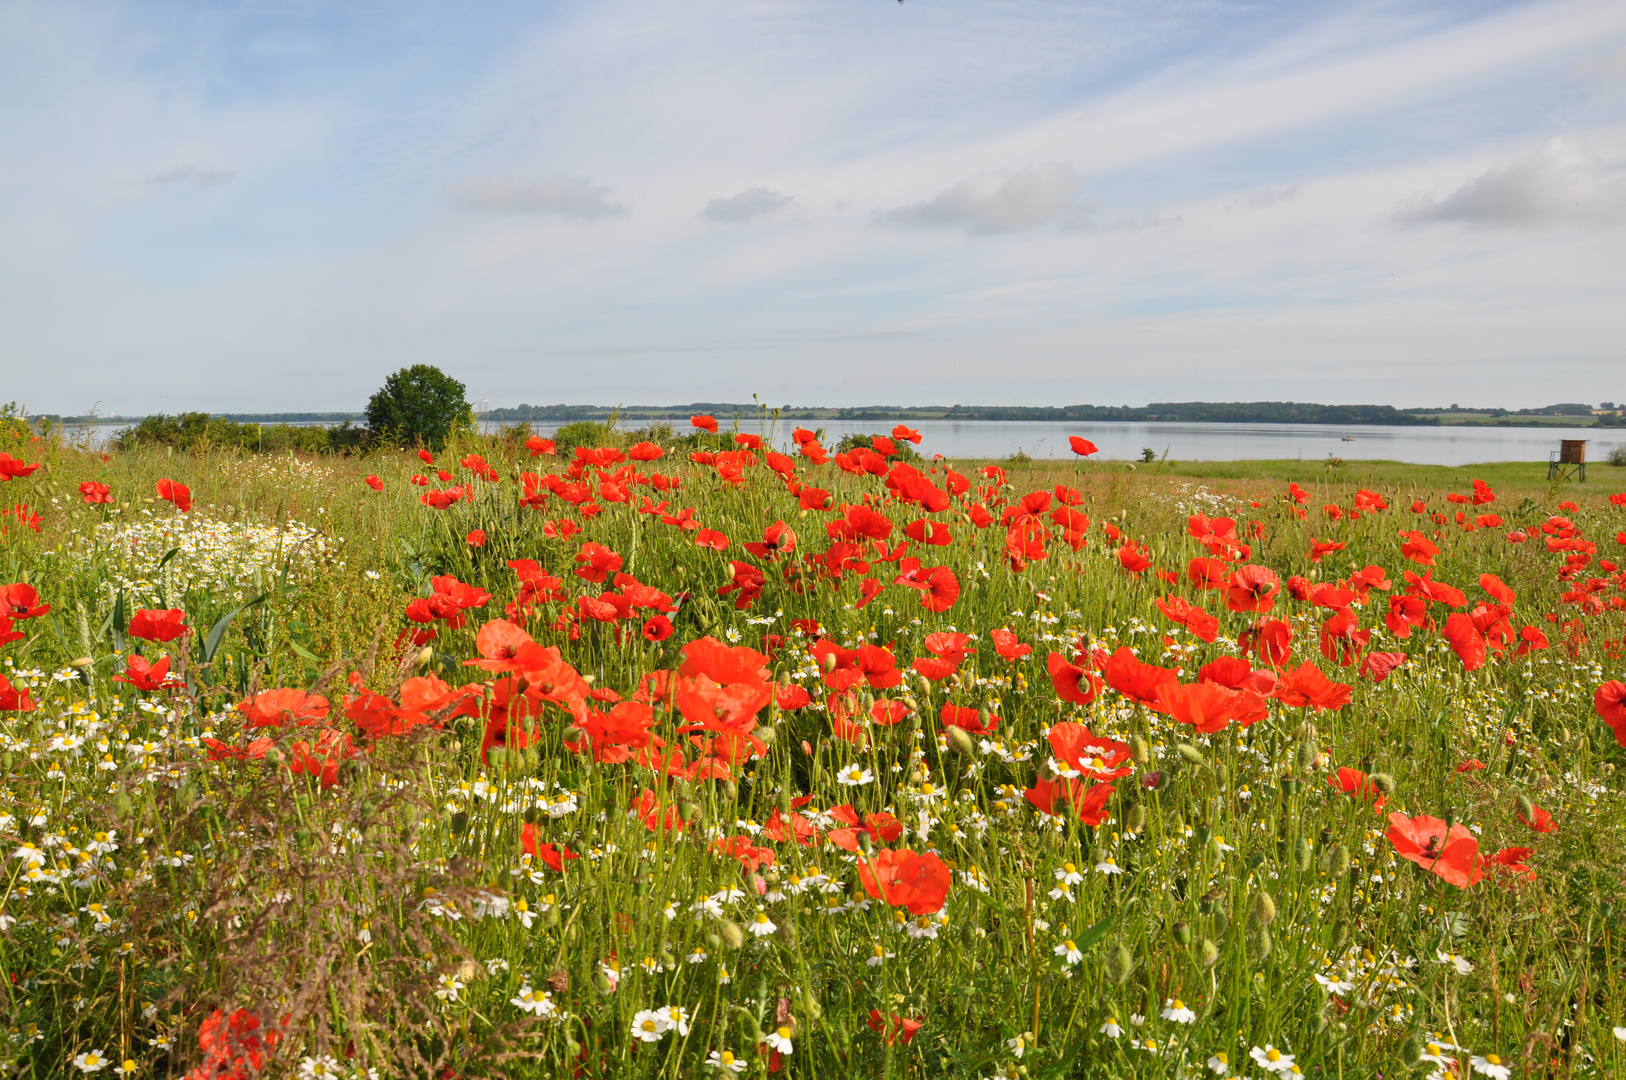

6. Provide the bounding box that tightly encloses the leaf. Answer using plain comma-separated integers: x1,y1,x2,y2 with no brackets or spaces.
288,639,322,663
201,593,269,666
110,590,126,654
156,546,182,571
1072,914,1116,954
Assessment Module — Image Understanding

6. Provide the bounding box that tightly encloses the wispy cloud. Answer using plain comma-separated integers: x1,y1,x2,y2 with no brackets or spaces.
878,163,1088,235
147,165,234,187
700,187,794,222
453,176,627,219
1396,139,1626,226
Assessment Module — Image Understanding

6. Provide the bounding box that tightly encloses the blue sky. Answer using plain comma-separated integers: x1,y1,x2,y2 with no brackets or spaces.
3,0,1624,414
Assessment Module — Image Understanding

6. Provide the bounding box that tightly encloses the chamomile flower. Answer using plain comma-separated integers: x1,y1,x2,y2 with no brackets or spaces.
1095,856,1125,875
73,1050,111,1073
748,911,777,936
631,1010,669,1042
836,765,874,787
297,1056,343,1078
1099,1018,1123,1038
765,1026,794,1054
705,1049,746,1073
1054,939,1084,965
1207,1051,1230,1075
1160,998,1196,1024
510,986,557,1017
1053,862,1084,886
1469,1054,1511,1079
1435,950,1474,975
1249,1045,1296,1073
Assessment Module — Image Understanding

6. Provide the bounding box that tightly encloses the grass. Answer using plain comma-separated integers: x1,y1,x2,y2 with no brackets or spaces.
0,422,1624,1078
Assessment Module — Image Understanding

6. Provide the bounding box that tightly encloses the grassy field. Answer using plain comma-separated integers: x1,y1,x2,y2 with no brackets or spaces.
1,421,1624,1079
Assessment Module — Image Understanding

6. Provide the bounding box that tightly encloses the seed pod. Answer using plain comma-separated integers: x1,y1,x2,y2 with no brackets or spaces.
679,801,703,824
1516,794,1535,822
822,653,837,673
1331,918,1350,950
1172,920,1193,946
415,646,434,668
1400,1033,1424,1066
1294,836,1313,872
449,812,470,836
113,792,135,820
719,920,745,950
487,747,508,770
1176,743,1206,767
756,727,777,748
1105,943,1134,984
1295,739,1319,773
1328,844,1350,877
1130,736,1152,767
1199,938,1220,967
946,726,975,758
1198,886,1223,914
1124,803,1147,836
1249,925,1273,959
1252,891,1277,928
562,725,586,744
1368,772,1395,794
775,920,797,947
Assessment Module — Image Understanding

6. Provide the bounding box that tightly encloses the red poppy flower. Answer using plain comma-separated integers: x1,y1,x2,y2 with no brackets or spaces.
989,628,1030,660
1024,776,1115,824
1595,680,1626,745
1517,801,1557,833
867,1010,925,1046
1226,565,1280,613
1046,722,1134,779
1101,647,1178,708
1359,651,1408,682
525,435,556,456
0,675,36,712
940,702,998,736
857,848,952,914
238,688,331,728
80,480,113,503
690,414,719,433
891,424,923,445
1399,530,1438,566
0,583,49,620
113,653,182,692
1491,846,1535,880
521,825,580,871
155,478,192,512
1328,766,1385,810
0,453,41,480
1386,812,1483,888
127,608,190,642
920,566,959,612
1237,619,1292,666
466,529,487,548
573,541,624,582
640,615,674,642
1068,436,1099,456
1041,651,1097,704
1270,661,1351,711
1442,612,1487,671
1155,681,1266,733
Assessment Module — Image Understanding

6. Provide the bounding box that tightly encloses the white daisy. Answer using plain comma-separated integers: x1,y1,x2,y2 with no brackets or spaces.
1249,1045,1296,1073
1469,1053,1511,1079
705,1049,747,1073
1160,998,1196,1024
631,1009,669,1042
765,1026,794,1054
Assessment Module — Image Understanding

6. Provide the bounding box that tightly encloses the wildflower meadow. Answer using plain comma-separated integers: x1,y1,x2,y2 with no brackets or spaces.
1,412,1624,1079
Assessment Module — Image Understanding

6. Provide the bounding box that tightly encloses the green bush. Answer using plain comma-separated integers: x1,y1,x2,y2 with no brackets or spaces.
1609,445,1626,466
835,431,923,462
114,413,370,454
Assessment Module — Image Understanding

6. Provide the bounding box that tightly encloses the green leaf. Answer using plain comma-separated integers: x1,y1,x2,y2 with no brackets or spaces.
110,590,126,654
155,546,182,571
288,639,322,663
201,593,269,666
1073,914,1116,953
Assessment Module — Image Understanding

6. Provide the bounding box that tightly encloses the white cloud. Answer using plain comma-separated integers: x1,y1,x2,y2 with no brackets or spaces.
146,165,234,186
700,186,794,222
1397,139,1626,226
454,175,627,219
878,162,1086,234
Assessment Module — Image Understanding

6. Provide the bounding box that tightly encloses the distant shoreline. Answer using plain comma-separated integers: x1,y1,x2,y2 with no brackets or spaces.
33,401,1624,430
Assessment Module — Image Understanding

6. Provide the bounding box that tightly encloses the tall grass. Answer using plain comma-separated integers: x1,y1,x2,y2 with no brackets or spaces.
0,422,1621,1078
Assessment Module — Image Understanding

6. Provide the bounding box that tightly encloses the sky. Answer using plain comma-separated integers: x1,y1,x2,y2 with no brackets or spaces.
2,0,1625,416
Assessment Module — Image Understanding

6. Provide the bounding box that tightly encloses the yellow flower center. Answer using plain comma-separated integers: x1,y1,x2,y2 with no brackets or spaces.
1486,1055,1501,1065
1171,999,1183,1010
720,1051,735,1064
1267,1049,1282,1062
777,1026,792,1039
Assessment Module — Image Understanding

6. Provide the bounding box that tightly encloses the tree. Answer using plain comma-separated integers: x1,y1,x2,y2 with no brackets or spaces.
365,366,471,449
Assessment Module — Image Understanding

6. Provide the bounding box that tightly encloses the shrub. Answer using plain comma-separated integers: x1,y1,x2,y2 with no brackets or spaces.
114,413,369,455
1609,445,1626,466
365,365,472,449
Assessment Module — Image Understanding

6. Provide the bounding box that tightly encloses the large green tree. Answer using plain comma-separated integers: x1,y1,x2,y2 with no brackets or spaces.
365,365,472,449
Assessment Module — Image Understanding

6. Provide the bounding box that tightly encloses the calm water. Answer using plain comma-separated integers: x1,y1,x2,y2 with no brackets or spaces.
81,419,1623,467
527,419,1624,467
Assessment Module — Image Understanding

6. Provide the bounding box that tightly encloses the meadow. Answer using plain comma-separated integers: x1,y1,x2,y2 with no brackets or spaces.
1,413,1624,1079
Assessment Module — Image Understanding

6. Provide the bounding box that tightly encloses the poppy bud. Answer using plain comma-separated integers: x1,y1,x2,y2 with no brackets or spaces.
1368,772,1395,794
114,792,135,819
1294,739,1319,773
1199,938,1219,967
562,725,585,744
449,812,469,836
1176,743,1206,767
1038,758,1059,781
1212,907,1230,937
858,831,873,854
1516,794,1535,822
1130,736,1151,767
822,653,837,673
901,694,919,712
725,563,736,581
978,707,992,730
1248,925,1273,959
487,747,508,770
1172,920,1192,946
916,674,933,698
775,920,797,946
1124,803,1147,836
1325,844,1350,877
755,727,776,748
415,647,433,668
1105,943,1134,984
522,807,540,825
946,726,975,758
720,780,739,802
801,739,813,757
592,970,614,995
1294,836,1313,872
1331,918,1350,950
1140,770,1166,791
719,920,745,950
1251,890,1276,927
1400,1033,1424,1066
860,691,875,713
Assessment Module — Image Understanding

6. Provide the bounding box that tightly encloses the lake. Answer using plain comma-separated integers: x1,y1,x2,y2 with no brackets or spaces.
540,418,1624,468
